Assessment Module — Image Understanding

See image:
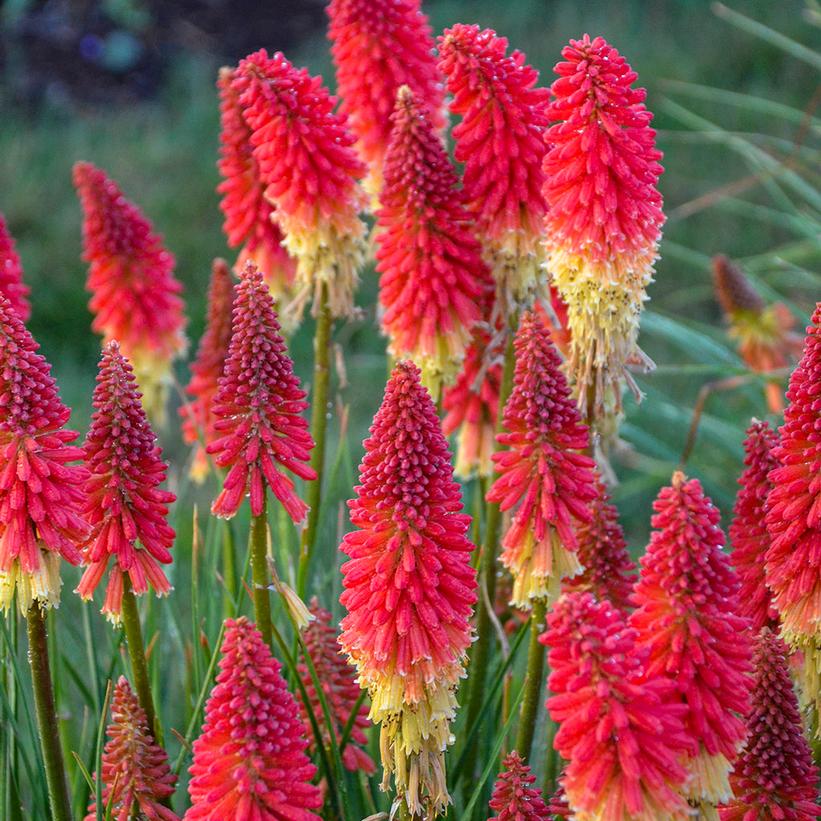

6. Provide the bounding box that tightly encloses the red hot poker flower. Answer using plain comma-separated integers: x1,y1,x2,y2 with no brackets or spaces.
438,25,550,314
338,361,477,816
208,262,314,521
0,296,89,614
0,214,31,321
376,85,493,394
487,751,551,820
76,342,176,623
729,419,780,632
327,0,444,199
766,303,821,711
217,67,295,304
719,629,821,821
630,472,753,810
486,310,597,608
542,592,693,821
543,35,664,419
179,259,235,483
232,49,367,319
186,617,322,820
297,598,374,775
73,162,187,422
85,676,178,821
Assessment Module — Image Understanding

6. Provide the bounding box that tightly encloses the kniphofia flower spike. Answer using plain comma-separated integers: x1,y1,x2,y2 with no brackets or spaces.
0,213,31,321
487,751,551,820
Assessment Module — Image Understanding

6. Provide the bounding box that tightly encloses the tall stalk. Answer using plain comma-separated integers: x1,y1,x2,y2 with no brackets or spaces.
514,598,547,760
26,603,71,821
297,281,332,599
250,494,273,648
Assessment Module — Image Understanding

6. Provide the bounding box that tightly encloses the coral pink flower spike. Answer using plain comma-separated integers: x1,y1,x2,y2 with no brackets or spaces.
765,303,821,711
0,296,89,614
76,341,176,623
186,617,321,821
338,360,477,817
179,259,235,483
438,24,550,313
0,213,31,321
216,68,295,304
231,49,367,319
486,310,597,608
720,629,821,821
487,751,551,820
73,161,186,422
376,85,493,394
85,676,179,821
542,591,693,821
543,35,664,419
327,0,444,200
630,472,753,811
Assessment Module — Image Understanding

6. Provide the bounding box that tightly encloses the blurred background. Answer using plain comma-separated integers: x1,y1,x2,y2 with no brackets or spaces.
0,0,819,544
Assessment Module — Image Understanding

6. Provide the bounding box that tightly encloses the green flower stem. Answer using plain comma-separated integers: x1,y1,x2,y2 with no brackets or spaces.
297,281,332,599
26,602,71,821
120,577,162,744
250,494,273,648
514,598,547,761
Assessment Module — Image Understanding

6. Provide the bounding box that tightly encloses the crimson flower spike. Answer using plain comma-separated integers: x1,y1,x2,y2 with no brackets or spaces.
207,262,315,521
486,310,597,608
376,85,493,394
75,341,176,623
327,0,444,201
186,617,322,820
542,592,694,821
338,361,477,817
297,598,374,775
438,24,550,316
543,35,664,421
73,162,187,423
216,68,295,305
179,259,235,483
84,676,178,821
0,213,31,321
729,419,781,632
562,478,636,612
487,751,551,820
720,628,821,821
766,303,821,715
232,49,367,320
0,296,89,614
630,472,753,812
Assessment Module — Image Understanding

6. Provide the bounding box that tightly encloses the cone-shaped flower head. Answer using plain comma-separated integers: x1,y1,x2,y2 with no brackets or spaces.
438,25,550,314
85,676,179,821
376,85,493,394
543,35,664,420
73,162,187,423
719,629,821,821
179,259,235,483
0,214,31,321
217,67,295,303
76,342,176,623
327,0,444,199
766,303,821,711
547,784,572,819
486,310,597,608
338,361,477,817
487,751,551,820
729,419,780,632
186,617,322,820
630,472,753,808
207,262,315,521
713,255,801,413
298,598,375,775
231,49,367,319
542,592,693,821
442,325,503,480
0,297,89,614
563,479,635,611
